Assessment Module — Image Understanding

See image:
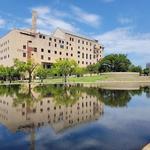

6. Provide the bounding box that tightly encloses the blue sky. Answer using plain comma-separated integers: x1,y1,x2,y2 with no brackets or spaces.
0,0,150,67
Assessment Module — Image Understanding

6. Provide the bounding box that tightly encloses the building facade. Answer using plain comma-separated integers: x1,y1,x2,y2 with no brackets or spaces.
0,28,104,67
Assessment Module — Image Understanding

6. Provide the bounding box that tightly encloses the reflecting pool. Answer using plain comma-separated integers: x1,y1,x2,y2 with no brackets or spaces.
0,84,150,150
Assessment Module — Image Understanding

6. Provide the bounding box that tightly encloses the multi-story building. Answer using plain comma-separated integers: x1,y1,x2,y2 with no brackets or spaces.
0,12,104,67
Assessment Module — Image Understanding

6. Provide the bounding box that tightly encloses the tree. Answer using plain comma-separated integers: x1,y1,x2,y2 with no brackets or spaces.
143,68,150,76
129,65,142,74
14,59,38,83
75,67,86,77
99,54,131,72
52,59,78,83
5,66,19,83
0,65,7,82
87,63,99,76
35,65,48,83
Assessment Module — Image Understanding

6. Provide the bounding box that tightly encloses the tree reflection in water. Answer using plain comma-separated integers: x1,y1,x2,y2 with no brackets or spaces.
0,84,149,108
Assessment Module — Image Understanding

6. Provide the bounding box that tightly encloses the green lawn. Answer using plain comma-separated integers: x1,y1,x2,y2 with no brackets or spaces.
43,75,108,84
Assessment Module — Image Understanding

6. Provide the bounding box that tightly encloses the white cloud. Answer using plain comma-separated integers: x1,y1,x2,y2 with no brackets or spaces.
0,18,6,28
94,27,150,66
26,6,77,33
71,6,101,27
118,17,132,25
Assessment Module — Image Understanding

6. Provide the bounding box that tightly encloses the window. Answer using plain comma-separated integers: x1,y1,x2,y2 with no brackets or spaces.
77,51,80,54
48,50,51,53
54,39,56,42
39,35,42,38
90,54,92,59
82,61,84,64
66,53,68,56
48,57,51,60
78,61,80,64
55,44,57,47
54,51,57,54
60,45,64,49
60,52,62,55
49,38,52,41
86,54,88,59
78,40,80,43
49,42,51,46
43,36,45,39
23,53,26,57
23,45,26,49
41,48,44,52
71,54,73,57
41,55,44,59
82,53,84,58
62,41,64,44
66,46,68,49
82,41,84,44
34,48,37,52
86,42,88,45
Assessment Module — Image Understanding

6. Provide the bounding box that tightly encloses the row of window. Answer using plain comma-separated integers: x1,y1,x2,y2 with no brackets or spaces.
0,47,9,53
38,34,96,47
0,55,9,60
0,40,9,47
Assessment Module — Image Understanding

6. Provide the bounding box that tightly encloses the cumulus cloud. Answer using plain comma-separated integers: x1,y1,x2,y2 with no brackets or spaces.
71,6,101,27
25,6,77,34
94,27,150,66
118,17,132,25
0,18,6,28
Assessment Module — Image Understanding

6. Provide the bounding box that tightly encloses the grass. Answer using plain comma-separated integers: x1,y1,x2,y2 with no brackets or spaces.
1,73,150,85
43,75,109,84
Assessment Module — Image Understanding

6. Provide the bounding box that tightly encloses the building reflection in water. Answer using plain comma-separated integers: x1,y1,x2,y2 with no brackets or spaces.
0,84,104,134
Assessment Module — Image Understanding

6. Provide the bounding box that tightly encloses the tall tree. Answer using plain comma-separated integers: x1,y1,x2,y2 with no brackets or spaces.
87,63,99,76
99,54,131,72
52,59,78,83
14,59,38,83
35,65,48,83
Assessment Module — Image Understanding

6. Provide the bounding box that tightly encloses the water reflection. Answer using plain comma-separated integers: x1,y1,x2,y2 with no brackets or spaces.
0,84,104,133
0,84,150,150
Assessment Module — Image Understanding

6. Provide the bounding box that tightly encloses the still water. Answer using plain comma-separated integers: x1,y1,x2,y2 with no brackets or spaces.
0,84,150,150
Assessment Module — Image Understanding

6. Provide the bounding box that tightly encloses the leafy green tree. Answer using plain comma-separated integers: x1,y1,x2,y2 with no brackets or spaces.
5,66,20,83
99,54,131,72
52,59,78,83
0,65,7,82
35,65,48,82
14,59,38,83
143,68,150,76
129,65,142,74
87,63,99,75
75,67,86,77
